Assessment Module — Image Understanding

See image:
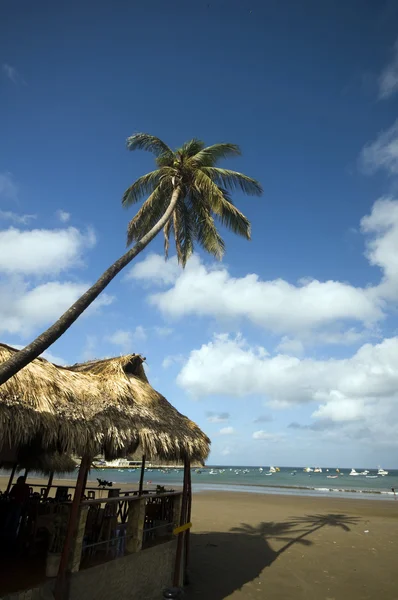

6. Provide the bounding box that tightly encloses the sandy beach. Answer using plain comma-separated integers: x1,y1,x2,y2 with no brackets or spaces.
185,491,398,600
1,476,397,599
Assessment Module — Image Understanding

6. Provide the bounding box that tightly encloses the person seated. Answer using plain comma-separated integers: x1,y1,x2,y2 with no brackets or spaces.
10,476,31,505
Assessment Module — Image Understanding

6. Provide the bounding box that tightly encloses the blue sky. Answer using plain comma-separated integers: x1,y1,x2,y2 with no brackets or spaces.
2,0,398,467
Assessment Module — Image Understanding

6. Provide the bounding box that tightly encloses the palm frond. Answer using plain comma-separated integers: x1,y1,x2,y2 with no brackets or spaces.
193,171,251,239
173,198,195,266
122,170,161,207
127,184,169,245
201,167,263,196
213,189,251,239
190,191,225,260
126,133,173,158
189,143,241,167
179,139,205,158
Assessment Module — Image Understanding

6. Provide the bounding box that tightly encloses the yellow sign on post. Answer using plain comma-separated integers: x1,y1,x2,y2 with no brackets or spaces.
173,522,192,535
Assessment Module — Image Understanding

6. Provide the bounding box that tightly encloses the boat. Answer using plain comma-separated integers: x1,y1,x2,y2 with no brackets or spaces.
265,473,273,476
314,467,322,473
366,475,378,478
209,469,217,475
378,467,388,476
349,469,360,476
269,466,277,473
259,467,263,472
303,467,313,472
327,475,338,479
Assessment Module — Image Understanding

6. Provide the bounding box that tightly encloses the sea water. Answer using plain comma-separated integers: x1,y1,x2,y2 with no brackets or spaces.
7,465,396,501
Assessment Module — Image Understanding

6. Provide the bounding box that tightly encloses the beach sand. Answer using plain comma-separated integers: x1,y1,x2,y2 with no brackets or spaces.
185,491,398,600
1,477,397,599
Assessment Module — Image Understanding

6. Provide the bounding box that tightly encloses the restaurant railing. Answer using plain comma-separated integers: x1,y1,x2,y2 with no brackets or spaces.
79,491,182,569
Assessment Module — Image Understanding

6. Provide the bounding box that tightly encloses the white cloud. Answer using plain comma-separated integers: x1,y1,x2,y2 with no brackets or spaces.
0,172,18,201
379,40,398,100
2,64,24,85
177,333,398,445
162,354,184,369
360,120,398,176
206,411,230,423
128,199,398,345
275,337,304,356
144,256,380,339
252,431,283,441
127,253,182,286
107,326,147,352
0,226,96,275
56,210,71,223
219,426,235,435
0,278,112,336
221,447,231,456
0,210,36,225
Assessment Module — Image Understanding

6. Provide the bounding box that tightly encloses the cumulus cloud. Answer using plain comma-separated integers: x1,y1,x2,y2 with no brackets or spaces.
252,431,284,441
107,326,147,352
177,332,398,445
0,226,96,275
360,120,398,176
254,415,272,423
128,198,398,345
0,278,112,336
379,39,398,100
219,426,235,435
0,211,36,225
56,210,71,223
162,354,184,369
206,411,230,423
127,253,182,286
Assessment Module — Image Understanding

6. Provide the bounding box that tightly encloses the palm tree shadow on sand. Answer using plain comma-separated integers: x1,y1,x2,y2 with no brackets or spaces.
184,514,360,600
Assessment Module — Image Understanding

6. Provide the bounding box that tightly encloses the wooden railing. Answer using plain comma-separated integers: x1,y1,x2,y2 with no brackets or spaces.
78,491,182,569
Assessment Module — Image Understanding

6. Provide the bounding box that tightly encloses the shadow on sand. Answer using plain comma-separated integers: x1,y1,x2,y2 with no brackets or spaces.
184,514,360,599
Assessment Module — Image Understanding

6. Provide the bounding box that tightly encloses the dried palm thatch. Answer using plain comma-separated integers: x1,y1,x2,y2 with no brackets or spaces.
1,451,77,476
0,343,210,462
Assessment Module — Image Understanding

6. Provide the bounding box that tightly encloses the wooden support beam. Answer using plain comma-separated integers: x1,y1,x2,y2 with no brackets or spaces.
54,454,90,600
138,454,146,496
173,456,190,587
5,463,17,494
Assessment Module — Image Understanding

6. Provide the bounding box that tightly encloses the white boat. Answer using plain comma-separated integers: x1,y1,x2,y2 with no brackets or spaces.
209,469,217,475
259,468,263,472
269,466,277,473
265,472,273,476
314,467,322,473
303,467,313,472
378,467,388,476
327,475,338,479
366,475,378,478
349,469,360,476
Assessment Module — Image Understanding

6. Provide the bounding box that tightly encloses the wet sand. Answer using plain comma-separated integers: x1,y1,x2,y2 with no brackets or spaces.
1,477,397,598
185,491,398,600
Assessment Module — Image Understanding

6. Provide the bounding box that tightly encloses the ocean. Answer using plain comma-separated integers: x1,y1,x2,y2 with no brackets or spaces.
8,465,397,501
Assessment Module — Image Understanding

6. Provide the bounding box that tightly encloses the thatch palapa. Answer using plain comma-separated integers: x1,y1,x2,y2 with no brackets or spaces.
0,343,210,462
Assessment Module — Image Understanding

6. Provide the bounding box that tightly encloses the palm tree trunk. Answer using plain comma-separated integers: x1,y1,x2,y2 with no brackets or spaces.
0,187,181,386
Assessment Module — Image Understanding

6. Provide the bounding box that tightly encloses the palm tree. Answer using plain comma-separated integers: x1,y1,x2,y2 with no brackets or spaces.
0,133,262,385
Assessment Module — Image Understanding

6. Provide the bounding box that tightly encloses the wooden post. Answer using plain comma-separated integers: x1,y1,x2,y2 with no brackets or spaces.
173,456,189,587
44,471,54,499
184,463,192,584
138,454,146,495
5,463,17,494
126,497,146,553
54,454,90,600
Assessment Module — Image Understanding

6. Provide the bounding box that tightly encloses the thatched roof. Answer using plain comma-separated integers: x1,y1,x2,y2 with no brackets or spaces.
1,451,77,476
0,344,210,462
